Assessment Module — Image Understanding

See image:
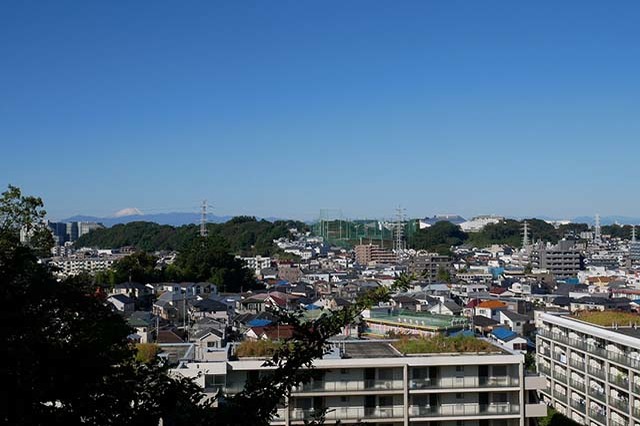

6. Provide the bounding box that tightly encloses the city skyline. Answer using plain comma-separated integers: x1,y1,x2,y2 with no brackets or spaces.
3,1,640,219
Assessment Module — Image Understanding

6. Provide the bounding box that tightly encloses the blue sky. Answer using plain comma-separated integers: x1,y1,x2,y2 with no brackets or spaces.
2,1,640,221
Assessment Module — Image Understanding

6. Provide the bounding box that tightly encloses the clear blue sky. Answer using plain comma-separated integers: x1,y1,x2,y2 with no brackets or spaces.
2,1,640,221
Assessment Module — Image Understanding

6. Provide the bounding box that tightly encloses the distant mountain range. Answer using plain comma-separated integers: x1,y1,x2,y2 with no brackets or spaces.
61,212,234,227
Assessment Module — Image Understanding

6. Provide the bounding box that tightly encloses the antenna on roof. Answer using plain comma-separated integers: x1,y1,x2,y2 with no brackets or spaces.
594,214,601,243
522,221,530,249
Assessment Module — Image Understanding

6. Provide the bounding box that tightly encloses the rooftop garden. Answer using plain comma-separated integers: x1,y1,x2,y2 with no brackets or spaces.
235,340,281,358
392,335,500,354
573,310,640,327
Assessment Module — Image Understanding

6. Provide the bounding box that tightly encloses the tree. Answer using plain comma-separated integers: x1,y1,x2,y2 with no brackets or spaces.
436,266,451,282
171,235,259,292
412,221,468,255
111,251,162,284
0,185,214,425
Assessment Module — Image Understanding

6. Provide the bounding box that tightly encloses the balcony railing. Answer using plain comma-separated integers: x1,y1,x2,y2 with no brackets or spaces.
587,366,606,380
569,358,585,371
570,379,585,393
633,382,640,395
539,347,551,357
588,387,606,403
293,379,403,393
608,373,630,390
589,408,607,424
538,364,551,376
409,403,519,417
569,399,586,414
610,418,629,426
553,370,568,383
539,329,640,371
409,376,518,390
290,406,404,421
633,406,640,420
610,397,630,413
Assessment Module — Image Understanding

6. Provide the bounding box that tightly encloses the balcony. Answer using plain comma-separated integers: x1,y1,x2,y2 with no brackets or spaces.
570,379,585,393
409,376,518,390
538,329,640,371
293,379,403,393
588,387,606,403
539,346,551,357
291,406,404,421
608,373,630,390
633,406,640,420
553,370,568,383
409,403,520,417
554,388,567,401
589,408,607,424
633,382,640,395
538,364,551,376
587,366,606,380
569,399,586,414
610,418,629,426
569,358,585,371
525,374,546,390
610,397,630,413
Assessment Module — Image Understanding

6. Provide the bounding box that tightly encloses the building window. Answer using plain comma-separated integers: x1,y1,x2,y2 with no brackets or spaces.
456,366,464,373
204,374,225,389
456,393,464,400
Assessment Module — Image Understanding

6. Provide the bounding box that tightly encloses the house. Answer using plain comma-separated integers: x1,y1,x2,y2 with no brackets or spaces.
392,295,420,311
496,310,531,334
244,325,295,341
475,300,508,319
490,328,528,353
427,300,463,316
472,315,500,336
107,294,135,315
110,281,152,299
193,328,225,361
153,291,197,321
127,311,156,343
190,298,230,322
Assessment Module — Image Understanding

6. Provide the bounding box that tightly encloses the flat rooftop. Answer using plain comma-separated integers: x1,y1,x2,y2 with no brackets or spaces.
341,341,401,358
571,310,640,327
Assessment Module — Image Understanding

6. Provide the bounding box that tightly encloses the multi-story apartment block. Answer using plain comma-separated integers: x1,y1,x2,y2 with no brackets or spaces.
238,255,272,276
355,244,396,266
408,252,452,282
48,253,125,278
536,311,640,426
175,340,546,425
532,240,583,279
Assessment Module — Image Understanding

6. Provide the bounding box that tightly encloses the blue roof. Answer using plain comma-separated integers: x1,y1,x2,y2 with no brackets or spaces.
305,304,321,310
247,319,272,327
276,280,289,286
491,327,517,341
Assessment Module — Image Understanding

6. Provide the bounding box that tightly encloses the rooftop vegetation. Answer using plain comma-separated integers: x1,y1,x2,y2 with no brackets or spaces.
235,340,281,358
573,310,640,327
392,334,499,354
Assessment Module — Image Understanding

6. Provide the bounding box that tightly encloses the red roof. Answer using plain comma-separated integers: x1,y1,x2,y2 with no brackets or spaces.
251,325,295,340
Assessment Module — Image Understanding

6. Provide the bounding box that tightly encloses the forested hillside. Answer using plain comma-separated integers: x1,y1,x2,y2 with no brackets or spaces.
411,218,593,254
74,216,308,255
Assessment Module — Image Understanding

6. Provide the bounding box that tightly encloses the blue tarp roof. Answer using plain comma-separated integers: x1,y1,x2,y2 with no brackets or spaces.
276,280,289,286
491,327,517,341
247,319,273,327
305,304,321,310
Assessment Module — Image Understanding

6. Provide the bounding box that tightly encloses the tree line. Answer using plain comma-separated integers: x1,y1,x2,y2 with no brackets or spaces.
74,216,309,256
411,218,631,255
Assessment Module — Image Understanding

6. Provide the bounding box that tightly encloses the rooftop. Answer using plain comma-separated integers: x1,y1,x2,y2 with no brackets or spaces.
572,310,640,327
392,335,502,355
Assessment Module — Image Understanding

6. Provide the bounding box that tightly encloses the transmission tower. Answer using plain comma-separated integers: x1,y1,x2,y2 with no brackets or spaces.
200,200,208,238
522,221,530,248
594,214,601,243
394,206,406,253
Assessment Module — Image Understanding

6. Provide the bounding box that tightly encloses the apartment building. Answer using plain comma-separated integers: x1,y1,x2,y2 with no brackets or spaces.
48,253,125,278
536,311,640,426
355,244,396,266
174,339,546,426
532,240,583,279
408,252,452,282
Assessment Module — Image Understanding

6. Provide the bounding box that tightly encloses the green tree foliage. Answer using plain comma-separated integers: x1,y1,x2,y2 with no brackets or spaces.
75,217,308,256
113,251,161,284
412,221,468,254
0,186,215,425
603,224,634,239
539,408,580,426
169,235,259,292
0,185,53,256
436,266,451,282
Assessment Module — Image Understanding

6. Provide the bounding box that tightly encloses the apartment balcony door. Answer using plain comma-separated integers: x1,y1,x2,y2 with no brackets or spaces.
365,395,376,416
